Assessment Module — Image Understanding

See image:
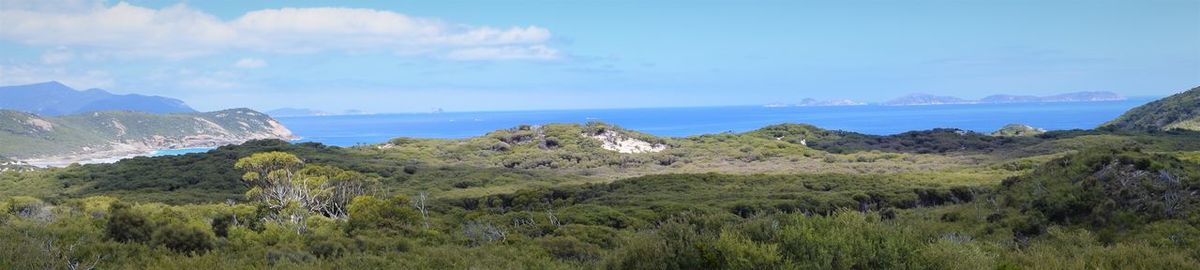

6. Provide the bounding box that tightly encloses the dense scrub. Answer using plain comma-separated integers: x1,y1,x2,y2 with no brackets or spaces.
46,140,399,204
457,173,984,219
998,147,1200,236
1,145,1197,269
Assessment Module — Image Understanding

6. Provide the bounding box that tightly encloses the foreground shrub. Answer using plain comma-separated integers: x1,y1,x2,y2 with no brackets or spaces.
538,236,602,262
347,195,419,233
776,211,921,269
105,202,153,243
151,222,215,254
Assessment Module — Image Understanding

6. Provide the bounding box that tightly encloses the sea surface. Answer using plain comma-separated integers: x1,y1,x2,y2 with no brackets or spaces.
150,148,214,156
270,98,1155,147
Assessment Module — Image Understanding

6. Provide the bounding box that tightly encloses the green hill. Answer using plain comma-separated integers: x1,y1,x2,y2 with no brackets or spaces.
0,108,295,164
1102,86,1200,132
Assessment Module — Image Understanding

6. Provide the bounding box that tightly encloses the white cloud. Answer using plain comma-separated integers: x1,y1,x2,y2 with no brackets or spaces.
446,45,561,61
0,2,557,60
233,58,267,68
0,0,102,13
40,47,75,64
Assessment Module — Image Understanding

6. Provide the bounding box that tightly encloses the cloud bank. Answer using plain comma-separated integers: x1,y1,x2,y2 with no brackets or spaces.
0,1,559,60
233,58,267,69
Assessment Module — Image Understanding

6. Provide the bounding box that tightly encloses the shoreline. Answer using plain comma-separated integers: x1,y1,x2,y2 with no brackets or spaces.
17,136,301,168
20,146,216,168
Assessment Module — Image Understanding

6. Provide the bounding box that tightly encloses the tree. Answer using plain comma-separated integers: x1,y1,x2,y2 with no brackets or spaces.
412,191,430,229
235,152,305,210
235,152,376,219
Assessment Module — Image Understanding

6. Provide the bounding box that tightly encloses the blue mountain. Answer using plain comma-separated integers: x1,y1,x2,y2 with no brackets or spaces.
0,81,195,116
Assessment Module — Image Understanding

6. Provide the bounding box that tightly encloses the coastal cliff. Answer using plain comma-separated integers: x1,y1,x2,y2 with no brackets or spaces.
0,108,295,166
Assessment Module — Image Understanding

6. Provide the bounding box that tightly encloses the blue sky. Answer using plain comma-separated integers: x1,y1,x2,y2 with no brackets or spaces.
1,0,1197,112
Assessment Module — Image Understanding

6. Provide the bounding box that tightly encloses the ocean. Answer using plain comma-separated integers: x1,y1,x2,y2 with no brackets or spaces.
270,98,1155,147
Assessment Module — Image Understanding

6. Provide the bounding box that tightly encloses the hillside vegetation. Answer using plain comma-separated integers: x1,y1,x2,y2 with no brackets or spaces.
1103,86,1200,132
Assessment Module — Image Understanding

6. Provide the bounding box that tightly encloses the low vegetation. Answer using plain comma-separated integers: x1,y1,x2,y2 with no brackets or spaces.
2,91,1200,268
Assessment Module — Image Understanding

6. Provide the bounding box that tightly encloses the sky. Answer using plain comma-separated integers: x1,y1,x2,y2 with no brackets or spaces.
1,0,1198,113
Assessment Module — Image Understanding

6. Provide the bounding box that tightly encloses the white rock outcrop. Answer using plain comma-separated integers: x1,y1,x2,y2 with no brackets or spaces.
585,130,666,153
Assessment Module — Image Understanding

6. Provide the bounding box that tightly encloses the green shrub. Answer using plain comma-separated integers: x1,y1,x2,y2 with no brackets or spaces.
553,224,620,248
347,195,419,233
4,196,44,216
559,205,638,229
714,229,782,270
105,202,153,243
539,236,602,262
776,211,920,269
151,222,215,254
307,236,352,258
605,220,720,270
918,235,997,270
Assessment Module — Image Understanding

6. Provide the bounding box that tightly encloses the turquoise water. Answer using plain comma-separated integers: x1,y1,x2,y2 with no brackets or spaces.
276,98,1155,147
149,148,213,156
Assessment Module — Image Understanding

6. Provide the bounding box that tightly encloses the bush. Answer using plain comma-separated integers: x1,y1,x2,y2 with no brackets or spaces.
776,211,920,269
4,196,45,217
605,220,721,270
347,195,419,233
352,230,412,253
714,229,782,270
308,237,352,258
151,222,215,254
918,236,996,270
558,205,639,229
539,236,602,262
211,213,234,238
105,202,153,243
554,224,620,249
266,249,316,265
70,196,117,219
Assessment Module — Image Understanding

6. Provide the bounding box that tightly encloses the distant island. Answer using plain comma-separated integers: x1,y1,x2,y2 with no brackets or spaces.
882,91,1125,106
765,98,866,107
0,81,196,116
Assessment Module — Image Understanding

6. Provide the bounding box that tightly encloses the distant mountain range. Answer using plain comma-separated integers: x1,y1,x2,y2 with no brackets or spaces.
0,81,196,116
883,91,1125,106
